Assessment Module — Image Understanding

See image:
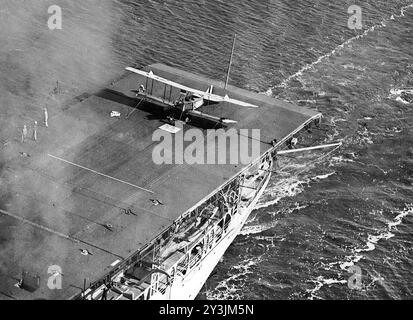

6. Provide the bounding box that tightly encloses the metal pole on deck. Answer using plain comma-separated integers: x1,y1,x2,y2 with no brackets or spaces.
277,142,343,155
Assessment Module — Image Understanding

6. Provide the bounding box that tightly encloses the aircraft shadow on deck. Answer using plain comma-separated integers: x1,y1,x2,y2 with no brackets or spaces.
95,88,226,130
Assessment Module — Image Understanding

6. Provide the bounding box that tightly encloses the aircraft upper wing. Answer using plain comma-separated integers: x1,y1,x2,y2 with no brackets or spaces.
126,67,258,108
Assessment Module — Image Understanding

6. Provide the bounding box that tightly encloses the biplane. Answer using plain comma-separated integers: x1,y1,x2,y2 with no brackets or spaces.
125,67,259,126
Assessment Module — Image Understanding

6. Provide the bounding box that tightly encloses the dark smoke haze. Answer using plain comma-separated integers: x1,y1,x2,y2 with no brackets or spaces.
0,0,125,277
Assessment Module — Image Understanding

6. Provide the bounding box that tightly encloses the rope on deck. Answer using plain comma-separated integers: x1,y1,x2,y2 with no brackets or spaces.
126,99,144,119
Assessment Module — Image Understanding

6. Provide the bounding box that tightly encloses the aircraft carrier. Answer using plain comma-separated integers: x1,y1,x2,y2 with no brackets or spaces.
0,63,322,300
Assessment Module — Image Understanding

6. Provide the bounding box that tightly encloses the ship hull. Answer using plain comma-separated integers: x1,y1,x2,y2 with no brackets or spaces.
152,170,272,300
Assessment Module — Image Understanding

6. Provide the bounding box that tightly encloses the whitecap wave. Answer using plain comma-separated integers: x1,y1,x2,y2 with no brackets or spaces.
307,204,412,298
255,177,307,210
312,172,336,180
307,276,348,300
241,202,309,235
263,3,413,96
245,170,335,235
205,256,263,300
345,204,413,261
240,220,279,235
389,88,413,104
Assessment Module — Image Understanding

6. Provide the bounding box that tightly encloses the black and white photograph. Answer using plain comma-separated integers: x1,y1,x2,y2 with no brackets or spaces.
0,0,412,307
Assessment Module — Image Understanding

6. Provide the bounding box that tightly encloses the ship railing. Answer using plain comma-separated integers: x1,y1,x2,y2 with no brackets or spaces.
75,115,322,300
215,225,223,241
103,274,148,300
81,180,245,300
189,251,203,269
112,285,137,300
157,275,169,295
176,264,187,276
239,158,273,209
223,217,232,233
135,272,170,299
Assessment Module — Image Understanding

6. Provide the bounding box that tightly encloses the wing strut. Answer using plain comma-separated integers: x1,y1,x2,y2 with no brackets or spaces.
125,67,258,108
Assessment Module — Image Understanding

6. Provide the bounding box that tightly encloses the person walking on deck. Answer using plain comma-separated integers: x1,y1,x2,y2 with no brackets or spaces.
21,125,28,143
33,121,38,141
43,108,49,128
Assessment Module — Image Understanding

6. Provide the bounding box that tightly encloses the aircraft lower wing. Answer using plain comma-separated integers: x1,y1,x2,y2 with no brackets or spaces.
126,67,259,108
211,94,259,108
187,110,238,124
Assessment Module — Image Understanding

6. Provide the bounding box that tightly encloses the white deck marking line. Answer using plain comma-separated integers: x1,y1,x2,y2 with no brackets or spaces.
0,208,79,243
48,154,154,194
0,208,124,259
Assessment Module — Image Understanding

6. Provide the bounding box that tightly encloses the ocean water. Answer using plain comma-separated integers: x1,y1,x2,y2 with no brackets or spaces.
0,0,412,300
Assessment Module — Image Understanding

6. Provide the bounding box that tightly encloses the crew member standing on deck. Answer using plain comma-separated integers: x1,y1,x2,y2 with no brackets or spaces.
21,125,28,143
33,121,38,141
139,84,145,94
101,284,108,300
43,107,49,128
